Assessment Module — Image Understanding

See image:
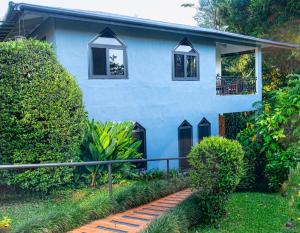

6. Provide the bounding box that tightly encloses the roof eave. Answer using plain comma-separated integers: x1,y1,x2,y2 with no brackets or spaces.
2,2,299,49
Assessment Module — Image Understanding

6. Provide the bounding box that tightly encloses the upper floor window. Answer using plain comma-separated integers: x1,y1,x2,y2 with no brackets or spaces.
89,28,127,79
172,38,199,81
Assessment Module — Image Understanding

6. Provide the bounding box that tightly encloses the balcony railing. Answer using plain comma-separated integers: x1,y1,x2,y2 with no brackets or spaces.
216,76,257,95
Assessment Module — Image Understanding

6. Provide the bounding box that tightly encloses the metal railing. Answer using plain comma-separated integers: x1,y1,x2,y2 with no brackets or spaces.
0,157,188,199
216,75,257,95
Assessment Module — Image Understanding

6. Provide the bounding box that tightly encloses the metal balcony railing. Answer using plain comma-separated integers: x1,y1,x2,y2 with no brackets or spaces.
216,75,257,95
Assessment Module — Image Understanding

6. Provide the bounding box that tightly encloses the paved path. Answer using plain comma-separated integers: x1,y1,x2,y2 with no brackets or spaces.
69,189,192,233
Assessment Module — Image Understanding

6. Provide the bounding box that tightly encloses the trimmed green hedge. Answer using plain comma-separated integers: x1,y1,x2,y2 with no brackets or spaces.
0,39,85,192
13,177,189,233
188,137,244,223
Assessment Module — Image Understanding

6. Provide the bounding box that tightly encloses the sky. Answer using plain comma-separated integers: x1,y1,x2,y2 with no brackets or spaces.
0,0,198,25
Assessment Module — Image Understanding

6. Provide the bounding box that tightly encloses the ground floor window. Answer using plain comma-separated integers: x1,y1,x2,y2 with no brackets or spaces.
132,122,147,169
178,120,193,170
198,117,211,142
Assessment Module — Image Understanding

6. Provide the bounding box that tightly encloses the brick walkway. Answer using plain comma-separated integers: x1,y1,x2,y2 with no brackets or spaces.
69,189,192,233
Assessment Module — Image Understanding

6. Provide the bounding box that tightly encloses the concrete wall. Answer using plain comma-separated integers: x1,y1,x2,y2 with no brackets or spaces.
42,19,262,169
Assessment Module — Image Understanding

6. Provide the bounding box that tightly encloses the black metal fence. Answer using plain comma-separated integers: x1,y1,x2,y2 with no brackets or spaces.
0,157,188,198
216,76,257,95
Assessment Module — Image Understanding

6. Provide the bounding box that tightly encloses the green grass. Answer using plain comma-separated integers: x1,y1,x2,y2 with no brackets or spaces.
0,177,188,232
192,192,300,233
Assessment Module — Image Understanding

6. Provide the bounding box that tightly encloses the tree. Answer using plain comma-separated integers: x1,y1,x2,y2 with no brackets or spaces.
184,0,300,90
182,0,228,30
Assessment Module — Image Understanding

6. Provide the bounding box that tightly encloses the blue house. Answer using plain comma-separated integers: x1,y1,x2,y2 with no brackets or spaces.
1,2,297,169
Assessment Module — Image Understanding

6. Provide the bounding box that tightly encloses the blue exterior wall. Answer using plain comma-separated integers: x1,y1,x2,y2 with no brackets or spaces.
43,19,262,169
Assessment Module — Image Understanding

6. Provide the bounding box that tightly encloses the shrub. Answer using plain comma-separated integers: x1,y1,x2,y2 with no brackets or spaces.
236,127,268,192
237,74,300,191
0,39,85,192
224,111,251,139
0,217,11,229
80,120,142,186
188,137,244,223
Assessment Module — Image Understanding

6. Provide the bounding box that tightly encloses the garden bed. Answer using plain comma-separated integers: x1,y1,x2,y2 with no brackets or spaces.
0,177,188,233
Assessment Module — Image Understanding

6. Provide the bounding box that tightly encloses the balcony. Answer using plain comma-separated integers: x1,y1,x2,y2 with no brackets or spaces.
216,75,257,95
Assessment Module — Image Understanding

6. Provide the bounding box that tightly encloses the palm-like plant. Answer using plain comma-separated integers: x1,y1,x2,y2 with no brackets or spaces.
81,120,142,187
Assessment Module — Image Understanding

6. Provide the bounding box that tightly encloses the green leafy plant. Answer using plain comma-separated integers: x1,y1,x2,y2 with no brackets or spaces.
237,74,300,191
0,39,85,192
0,217,11,229
80,120,142,187
188,137,244,223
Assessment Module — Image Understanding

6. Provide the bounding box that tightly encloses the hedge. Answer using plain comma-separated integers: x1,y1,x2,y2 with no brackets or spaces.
0,39,86,192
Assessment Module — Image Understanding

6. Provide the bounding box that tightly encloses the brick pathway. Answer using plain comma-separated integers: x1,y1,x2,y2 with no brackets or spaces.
69,189,192,233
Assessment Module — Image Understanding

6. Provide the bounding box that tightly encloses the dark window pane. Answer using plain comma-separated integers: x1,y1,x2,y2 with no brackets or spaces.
132,123,147,170
178,121,192,170
187,55,197,77
198,118,211,142
92,47,106,75
109,49,125,75
174,54,184,77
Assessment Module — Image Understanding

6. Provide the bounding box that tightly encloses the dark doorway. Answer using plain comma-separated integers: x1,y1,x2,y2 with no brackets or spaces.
178,120,193,170
198,117,211,142
132,122,147,169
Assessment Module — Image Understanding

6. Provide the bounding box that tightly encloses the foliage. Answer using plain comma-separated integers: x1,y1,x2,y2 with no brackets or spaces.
185,0,300,90
188,137,244,223
1,178,188,233
192,192,300,233
237,74,300,191
142,194,202,233
0,217,11,229
80,120,142,187
221,53,255,78
0,39,85,192
192,0,229,30
224,112,251,140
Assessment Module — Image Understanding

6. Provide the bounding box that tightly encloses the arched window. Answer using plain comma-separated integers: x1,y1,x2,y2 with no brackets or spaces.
132,122,147,169
89,27,127,79
198,117,211,142
178,120,193,169
172,38,199,81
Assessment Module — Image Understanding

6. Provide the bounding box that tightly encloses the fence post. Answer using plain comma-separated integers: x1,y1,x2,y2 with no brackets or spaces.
108,163,113,199
166,159,170,180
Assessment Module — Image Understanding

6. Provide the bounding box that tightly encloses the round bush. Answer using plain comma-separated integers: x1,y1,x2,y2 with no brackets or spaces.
0,39,86,192
188,137,244,222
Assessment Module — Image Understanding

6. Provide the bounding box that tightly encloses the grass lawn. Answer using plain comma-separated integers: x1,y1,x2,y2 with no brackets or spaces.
191,192,300,233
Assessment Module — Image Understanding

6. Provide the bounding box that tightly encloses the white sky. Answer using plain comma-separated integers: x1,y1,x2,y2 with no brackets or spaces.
0,0,198,26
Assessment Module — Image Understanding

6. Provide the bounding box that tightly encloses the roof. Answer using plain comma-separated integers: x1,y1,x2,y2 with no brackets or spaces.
0,1,298,49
